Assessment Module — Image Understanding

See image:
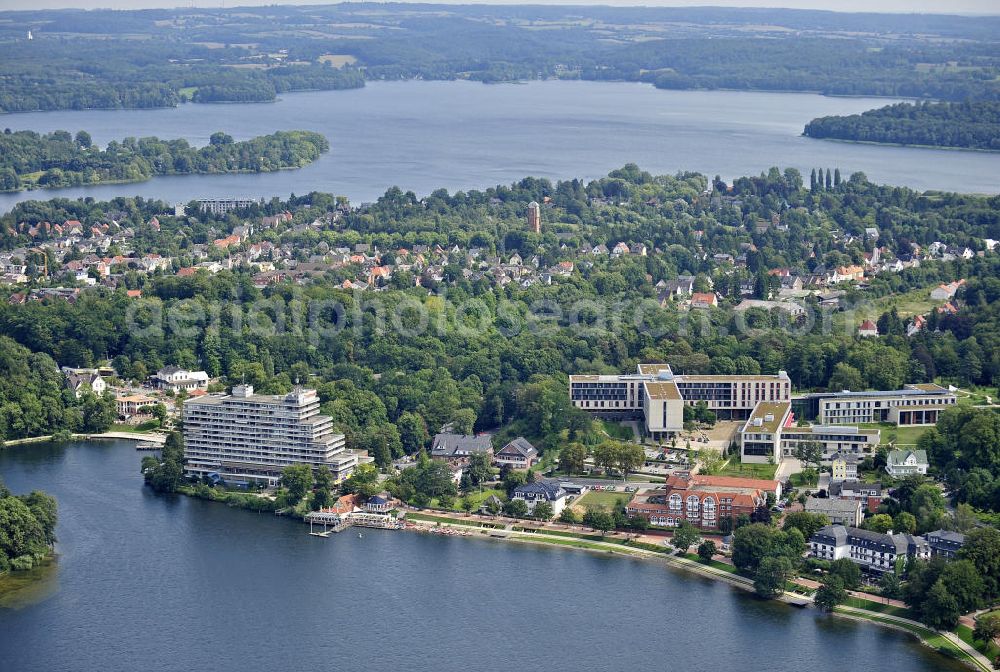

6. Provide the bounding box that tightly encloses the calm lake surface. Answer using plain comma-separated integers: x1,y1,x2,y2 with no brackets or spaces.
0,81,997,215
0,440,967,672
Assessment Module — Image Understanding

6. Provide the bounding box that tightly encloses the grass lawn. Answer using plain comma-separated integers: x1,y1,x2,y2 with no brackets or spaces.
575,490,631,510
843,595,913,618
956,624,1000,662
514,536,632,554
317,54,357,67
111,422,160,433
525,528,630,545
683,553,740,573
427,488,505,512
713,461,778,480
407,512,492,527
844,285,940,326
858,423,930,447
601,420,635,441
789,470,819,488
460,488,505,509
945,382,997,407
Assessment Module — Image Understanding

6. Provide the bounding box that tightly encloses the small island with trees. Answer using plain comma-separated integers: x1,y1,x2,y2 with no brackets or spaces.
0,129,330,192
804,101,1000,152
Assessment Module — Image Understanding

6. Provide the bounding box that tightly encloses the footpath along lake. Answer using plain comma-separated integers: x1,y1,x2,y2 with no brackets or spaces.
0,80,997,214
0,439,968,672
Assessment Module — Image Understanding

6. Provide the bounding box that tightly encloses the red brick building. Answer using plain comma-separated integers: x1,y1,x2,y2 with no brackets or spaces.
625,472,780,531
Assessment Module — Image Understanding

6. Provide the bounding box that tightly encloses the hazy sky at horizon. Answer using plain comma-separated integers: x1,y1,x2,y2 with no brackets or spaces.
1,0,998,16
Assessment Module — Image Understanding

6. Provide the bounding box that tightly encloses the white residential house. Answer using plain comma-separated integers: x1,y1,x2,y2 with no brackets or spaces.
64,369,107,398
885,450,929,477
154,366,210,392
857,320,879,338
511,480,568,519
931,280,965,301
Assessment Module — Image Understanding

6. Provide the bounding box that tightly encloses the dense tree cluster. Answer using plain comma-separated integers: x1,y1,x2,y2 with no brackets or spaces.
0,33,363,113
0,478,57,572
0,335,115,442
805,102,1000,151
921,407,1000,512
0,130,329,192
140,431,185,494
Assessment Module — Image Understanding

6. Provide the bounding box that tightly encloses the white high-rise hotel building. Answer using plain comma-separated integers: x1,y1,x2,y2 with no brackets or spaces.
183,385,371,487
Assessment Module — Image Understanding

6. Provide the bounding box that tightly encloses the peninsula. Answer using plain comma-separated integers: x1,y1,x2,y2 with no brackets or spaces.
0,130,330,192
804,102,1000,152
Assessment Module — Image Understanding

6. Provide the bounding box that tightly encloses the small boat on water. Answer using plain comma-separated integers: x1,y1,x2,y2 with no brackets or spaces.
135,441,161,451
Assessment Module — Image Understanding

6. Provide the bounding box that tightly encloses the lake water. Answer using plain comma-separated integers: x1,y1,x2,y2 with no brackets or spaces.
0,440,968,672
0,80,997,215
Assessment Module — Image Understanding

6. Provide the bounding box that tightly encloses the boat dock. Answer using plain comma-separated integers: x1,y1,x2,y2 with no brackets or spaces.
305,510,405,536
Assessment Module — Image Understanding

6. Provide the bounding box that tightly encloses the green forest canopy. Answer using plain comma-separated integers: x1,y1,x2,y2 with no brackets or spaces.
804,101,1000,151
0,478,57,572
0,130,330,192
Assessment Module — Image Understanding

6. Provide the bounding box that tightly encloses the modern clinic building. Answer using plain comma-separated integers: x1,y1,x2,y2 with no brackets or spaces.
795,383,957,427
569,363,792,440
183,384,371,487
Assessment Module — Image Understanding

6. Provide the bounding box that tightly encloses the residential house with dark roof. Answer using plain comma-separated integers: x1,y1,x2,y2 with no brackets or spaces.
64,369,107,398
828,479,886,514
511,480,567,518
479,494,504,515
804,496,863,527
430,433,494,464
924,530,966,559
494,437,539,470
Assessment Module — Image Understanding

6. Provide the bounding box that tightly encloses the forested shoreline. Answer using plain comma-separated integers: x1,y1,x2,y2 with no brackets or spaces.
0,130,329,192
0,5,998,113
0,478,57,573
804,102,1000,151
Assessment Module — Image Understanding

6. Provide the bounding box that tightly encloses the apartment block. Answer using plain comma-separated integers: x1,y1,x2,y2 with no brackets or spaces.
569,363,791,439
183,384,370,487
